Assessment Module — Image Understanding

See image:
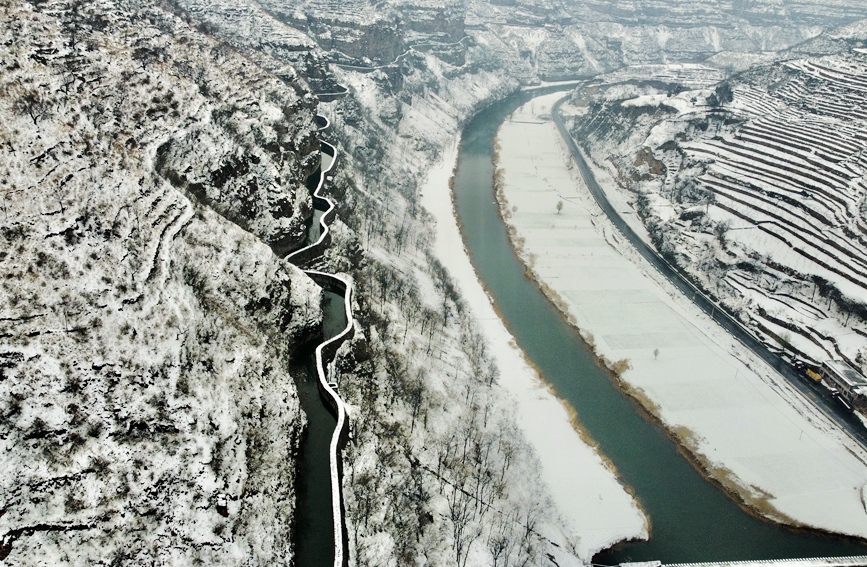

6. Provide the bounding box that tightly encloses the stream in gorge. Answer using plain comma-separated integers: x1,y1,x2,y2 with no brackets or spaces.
450,87,867,564
283,126,349,567
291,291,347,567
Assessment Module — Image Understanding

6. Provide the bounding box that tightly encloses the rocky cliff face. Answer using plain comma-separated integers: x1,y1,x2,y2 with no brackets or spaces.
468,0,867,80
0,0,321,563
153,92,319,248
579,0,867,26
223,0,867,84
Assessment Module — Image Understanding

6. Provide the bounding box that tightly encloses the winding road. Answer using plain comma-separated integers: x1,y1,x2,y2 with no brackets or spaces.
550,95,867,452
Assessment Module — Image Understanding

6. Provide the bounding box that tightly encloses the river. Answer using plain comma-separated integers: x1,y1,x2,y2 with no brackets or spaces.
451,88,867,564
286,126,348,567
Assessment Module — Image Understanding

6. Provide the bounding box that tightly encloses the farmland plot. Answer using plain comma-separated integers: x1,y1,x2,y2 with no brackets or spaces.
568,48,867,375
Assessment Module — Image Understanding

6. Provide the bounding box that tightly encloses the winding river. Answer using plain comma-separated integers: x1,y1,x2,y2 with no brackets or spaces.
292,291,346,567
281,119,351,567
451,88,867,564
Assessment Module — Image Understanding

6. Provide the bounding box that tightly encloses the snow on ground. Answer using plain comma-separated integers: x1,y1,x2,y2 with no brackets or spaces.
420,135,648,562
0,2,320,561
561,57,867,372
494,93,867,539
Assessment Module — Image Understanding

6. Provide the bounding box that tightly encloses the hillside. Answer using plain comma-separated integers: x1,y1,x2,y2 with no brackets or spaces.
564,37,867,374
0,0,327,563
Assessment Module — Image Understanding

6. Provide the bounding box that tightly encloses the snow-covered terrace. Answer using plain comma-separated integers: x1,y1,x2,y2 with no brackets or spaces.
633,52,867,368
680,72,867,299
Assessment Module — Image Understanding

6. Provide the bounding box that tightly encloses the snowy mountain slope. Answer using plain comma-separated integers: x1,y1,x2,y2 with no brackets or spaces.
226,0,867,82
0,0,323,563
465,0,867,80
564,43,867,376
4,0,867,564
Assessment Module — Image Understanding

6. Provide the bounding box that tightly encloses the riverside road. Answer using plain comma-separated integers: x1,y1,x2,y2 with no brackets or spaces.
551,96,867,452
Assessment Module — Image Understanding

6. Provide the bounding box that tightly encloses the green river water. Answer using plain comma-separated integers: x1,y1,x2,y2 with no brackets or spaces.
451,88,867,565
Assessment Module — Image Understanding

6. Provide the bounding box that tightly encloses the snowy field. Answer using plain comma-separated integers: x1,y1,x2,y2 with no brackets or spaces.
420,137,648,562
563,53,867,373
494,93,867,538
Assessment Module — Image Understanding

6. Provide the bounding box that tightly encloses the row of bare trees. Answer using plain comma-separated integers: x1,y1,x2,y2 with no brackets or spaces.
330,241,548,565
319,80,551,566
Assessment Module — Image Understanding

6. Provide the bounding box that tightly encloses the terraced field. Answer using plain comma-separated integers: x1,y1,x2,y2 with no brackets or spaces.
678,52,867,366
570,49,867,372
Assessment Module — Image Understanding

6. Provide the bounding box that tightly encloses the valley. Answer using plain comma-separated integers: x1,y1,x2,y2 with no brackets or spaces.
3,0,867,565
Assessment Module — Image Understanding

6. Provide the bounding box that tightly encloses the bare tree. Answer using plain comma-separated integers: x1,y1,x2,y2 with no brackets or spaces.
15,90,51,126
447,481,481,567
489,534,508,567
406,369,426,433
702,188,716,214
714,219,730,246
488,511,519,567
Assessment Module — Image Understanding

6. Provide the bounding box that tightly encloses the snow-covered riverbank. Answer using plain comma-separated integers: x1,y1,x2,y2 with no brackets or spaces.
494,92,867,539
420,137,648,563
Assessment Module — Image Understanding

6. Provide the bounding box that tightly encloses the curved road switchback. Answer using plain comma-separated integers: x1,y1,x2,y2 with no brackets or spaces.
550,96,867,452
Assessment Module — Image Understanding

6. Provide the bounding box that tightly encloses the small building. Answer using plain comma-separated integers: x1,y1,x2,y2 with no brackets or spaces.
821,360,867,406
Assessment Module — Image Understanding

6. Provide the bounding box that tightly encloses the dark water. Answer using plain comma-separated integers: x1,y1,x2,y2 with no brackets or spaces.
306,210,324,245
322,291,347,339
451,89,867,565
293,290,347,566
